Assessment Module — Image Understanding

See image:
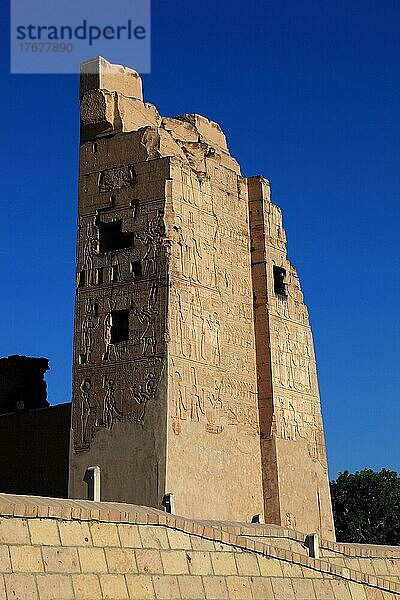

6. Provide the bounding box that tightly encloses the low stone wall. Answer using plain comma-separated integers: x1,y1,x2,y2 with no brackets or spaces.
210,521,400,586
0,494,399,599
320,542,400,584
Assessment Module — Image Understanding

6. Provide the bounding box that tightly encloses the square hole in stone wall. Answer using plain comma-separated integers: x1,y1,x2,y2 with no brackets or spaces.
273,266,287,296
110,311,129,344
99,221,134,252
131,260,142,277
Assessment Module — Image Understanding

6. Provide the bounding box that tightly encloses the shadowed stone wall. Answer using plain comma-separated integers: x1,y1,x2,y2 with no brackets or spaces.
0,404,71,498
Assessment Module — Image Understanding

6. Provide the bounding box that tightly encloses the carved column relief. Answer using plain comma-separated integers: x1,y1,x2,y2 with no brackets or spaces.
167,163,259,442
73,354,164,451
248,176,334,538
73,185,168,451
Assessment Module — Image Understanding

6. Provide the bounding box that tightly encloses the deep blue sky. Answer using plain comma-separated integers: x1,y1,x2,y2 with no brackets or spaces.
1,0,399,479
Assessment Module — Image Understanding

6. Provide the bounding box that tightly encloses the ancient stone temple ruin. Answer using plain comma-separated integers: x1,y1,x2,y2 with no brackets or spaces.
2,57,400,600
69,57,334,541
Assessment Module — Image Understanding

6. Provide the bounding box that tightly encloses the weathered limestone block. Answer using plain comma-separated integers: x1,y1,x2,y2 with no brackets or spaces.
139,126,188,161
177,113,228,151
80,56,143,99
161,117,200,143
118,97,161,132
80,90,115,137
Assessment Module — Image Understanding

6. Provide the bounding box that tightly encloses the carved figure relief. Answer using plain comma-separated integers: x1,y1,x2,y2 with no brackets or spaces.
172,216,188,277
188,217,202,283
75,357,163,448
169,358,258,437
189,366,205,422
204,312,221,366
274,267,309,325
189,291,205,361
308,420,327,466
203,240,218,288
285,512,297,529
129,367,160,424
80,378,94,445
267,204,287,251
135,284,159,356
173,285,223,367
206,382,224,434
82,219,98,285
102,300,121,361
175,289,188,357
139,211,165,276
80,299,100,364
277,398,299,440
273,324,314,393
99,376,122,430
171,369,186,435
99,165,134,192
171,214,204,283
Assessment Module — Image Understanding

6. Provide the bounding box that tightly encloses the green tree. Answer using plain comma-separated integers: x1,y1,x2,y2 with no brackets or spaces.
330,469,400,545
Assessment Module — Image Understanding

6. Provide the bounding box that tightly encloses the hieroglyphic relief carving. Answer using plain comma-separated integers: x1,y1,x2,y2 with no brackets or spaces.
269,393,328,470
99,164,134,192
80,379,94,446
174,289,187,357
82,218,98,285
285,512,297,529
272,323,314,393
135,283,159,356
276,398,300,440
189,289,205,361
171,368,186,435
102,300,121,361
171,212,207,283
274,266,308,324
172,283,224,366
205,383,224,434
308,417,328,467
171,218,215,285
204,313,221,366
188,214,202,283
171,217,187,277
267,204,287,251
74,356,164,450
128,360,161,424
80,299,100,364
100,376,122,430
138,211,165,276
189,366,205,422
170,359,258,436
203,240,218,288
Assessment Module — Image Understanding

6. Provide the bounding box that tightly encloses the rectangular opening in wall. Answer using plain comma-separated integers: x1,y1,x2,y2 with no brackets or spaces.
273,266,287,296
131,260,142,277
99,220,134,252
95,268,103,285
78,270,86,287
132,200,140,220
111,264,120,282
110,311,129,344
